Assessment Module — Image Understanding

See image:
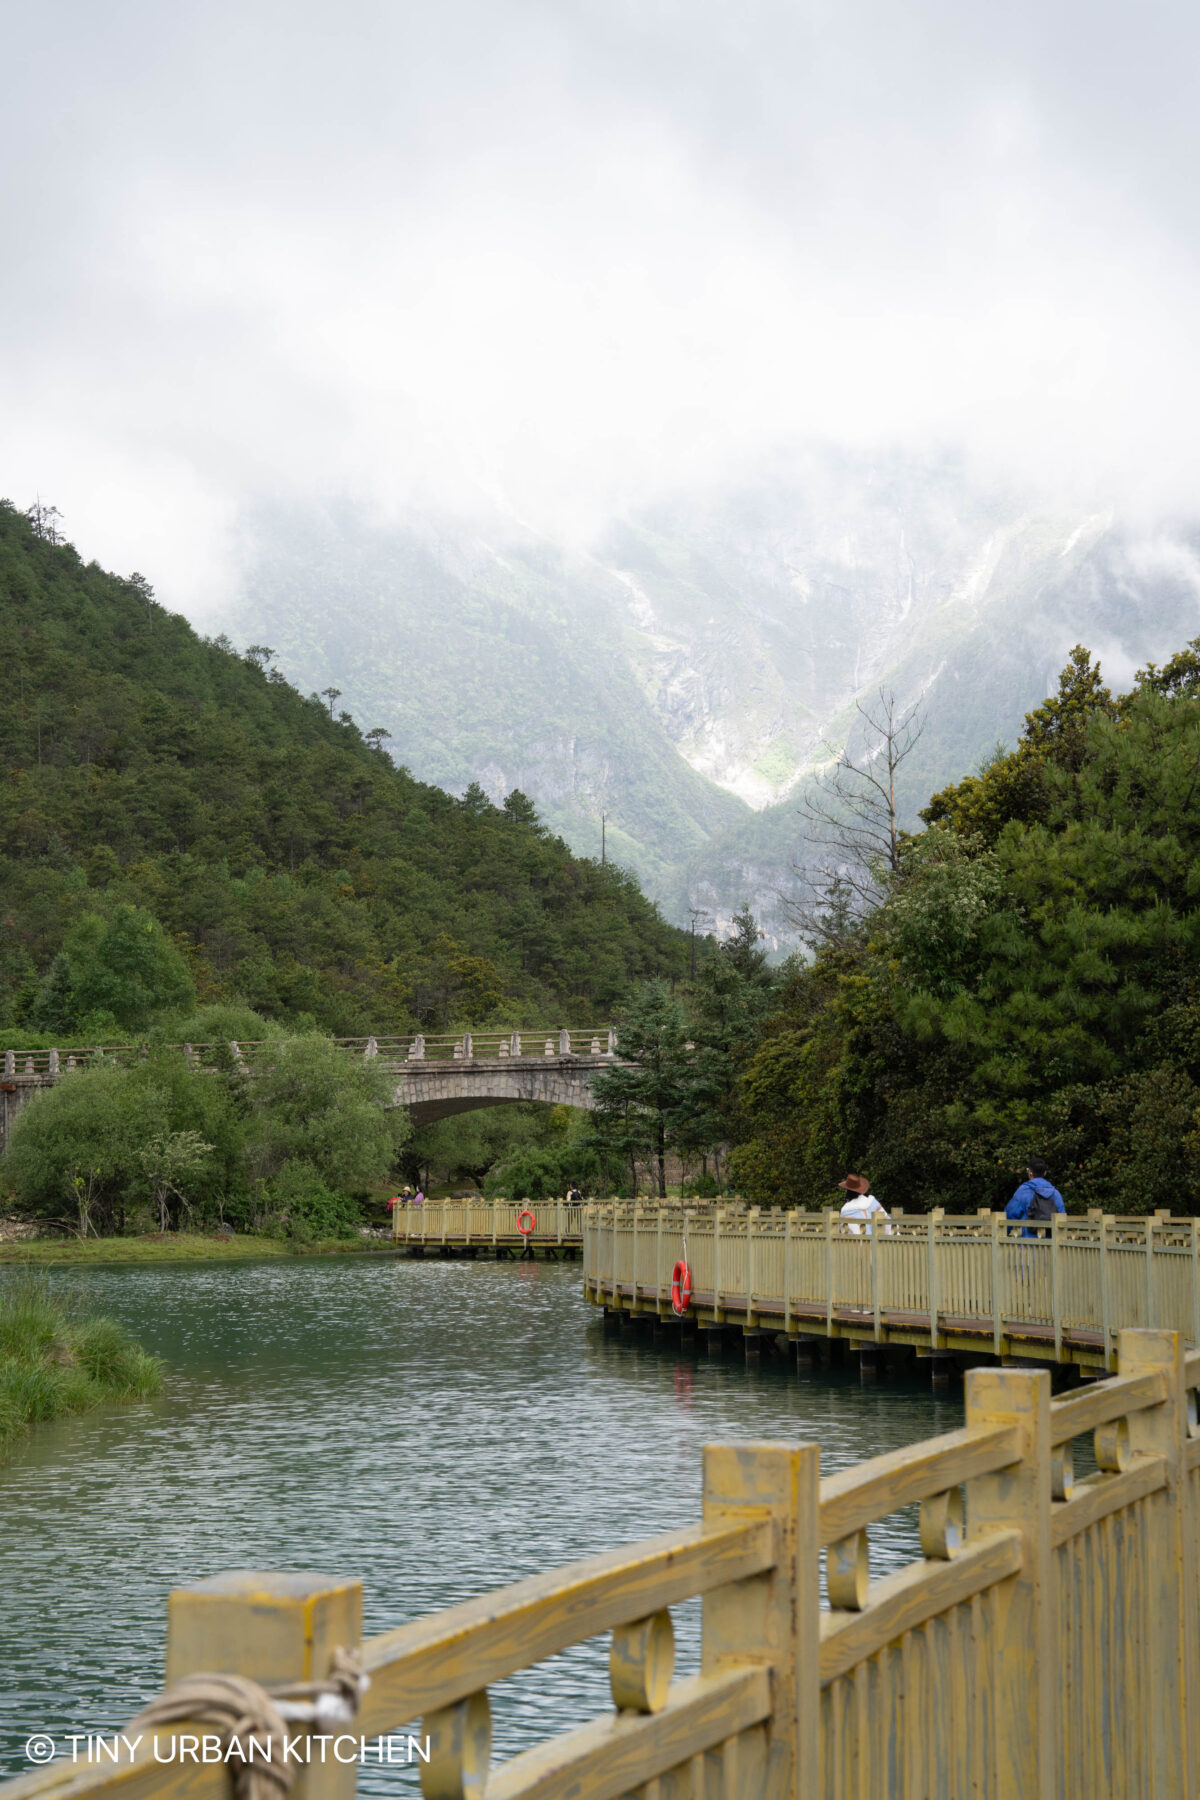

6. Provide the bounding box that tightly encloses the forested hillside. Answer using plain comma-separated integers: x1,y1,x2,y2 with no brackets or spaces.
0,502,686,1040
731,644,1200,1215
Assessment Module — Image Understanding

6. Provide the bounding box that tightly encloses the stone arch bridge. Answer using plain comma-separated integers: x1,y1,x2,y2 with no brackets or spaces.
0,1027,620,1143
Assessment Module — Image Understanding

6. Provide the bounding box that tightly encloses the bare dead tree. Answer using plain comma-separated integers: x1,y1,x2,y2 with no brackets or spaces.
25,497,64,543
786,689,924,948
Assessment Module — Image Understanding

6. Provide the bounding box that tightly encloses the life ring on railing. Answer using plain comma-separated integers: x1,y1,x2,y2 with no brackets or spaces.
517,1207,536,1236
671,1259,693,1315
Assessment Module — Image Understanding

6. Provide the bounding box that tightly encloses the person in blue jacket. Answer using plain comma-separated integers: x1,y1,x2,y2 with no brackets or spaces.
1005,1157,1066,1237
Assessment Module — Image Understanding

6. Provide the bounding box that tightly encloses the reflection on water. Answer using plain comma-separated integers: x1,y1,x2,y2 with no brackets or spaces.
0,1257,958,1786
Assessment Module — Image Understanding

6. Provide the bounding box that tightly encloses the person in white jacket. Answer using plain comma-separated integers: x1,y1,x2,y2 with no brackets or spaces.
837,1173,891,1234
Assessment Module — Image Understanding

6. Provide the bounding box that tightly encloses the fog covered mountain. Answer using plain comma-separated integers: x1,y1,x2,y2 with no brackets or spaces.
223,450,1200,936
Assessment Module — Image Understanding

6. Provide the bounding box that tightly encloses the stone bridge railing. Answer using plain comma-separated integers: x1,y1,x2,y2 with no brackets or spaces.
0,1027,616,1078
0,1029,619,1142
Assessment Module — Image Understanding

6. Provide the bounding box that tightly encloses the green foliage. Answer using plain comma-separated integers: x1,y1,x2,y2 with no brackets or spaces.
242,1035,408,1194
734,644,1200,1215
7,1035,403,1236
0,501,686,1039
255,1161,361,1241
591,981,694,1197
483,1135,623,1201
0,1274,162,1452
922,646,1114,843
148,1002,279,1046
65,907,194,1033
7,1066,170,1235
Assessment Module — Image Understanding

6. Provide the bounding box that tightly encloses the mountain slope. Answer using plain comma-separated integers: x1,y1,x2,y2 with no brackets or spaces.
233,501,750,909
0,502,686,1034
223,452,1200,936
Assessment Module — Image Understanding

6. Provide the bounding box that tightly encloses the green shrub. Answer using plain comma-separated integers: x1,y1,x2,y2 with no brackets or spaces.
258,1161,361,1241
0,1275,162,1452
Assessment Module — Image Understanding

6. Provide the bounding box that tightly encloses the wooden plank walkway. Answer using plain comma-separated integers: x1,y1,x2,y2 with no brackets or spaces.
583,1201,1200,1370
4,1330,1197,1799
393,1199,584,1257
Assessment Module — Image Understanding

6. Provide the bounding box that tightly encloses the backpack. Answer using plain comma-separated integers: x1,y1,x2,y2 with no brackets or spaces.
1027,1185,1057,1223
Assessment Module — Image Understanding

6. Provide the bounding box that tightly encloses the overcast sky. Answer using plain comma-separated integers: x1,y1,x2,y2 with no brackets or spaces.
4,0,1200,610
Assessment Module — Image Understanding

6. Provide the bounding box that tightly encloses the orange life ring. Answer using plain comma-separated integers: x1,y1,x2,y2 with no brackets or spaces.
517,1207,536,1236
671,1259,692,1315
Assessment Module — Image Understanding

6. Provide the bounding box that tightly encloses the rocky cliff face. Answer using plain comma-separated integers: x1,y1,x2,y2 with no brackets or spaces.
224,453,1200,934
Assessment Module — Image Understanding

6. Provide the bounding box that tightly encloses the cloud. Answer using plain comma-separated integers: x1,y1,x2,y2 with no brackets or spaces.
3,0,1200,611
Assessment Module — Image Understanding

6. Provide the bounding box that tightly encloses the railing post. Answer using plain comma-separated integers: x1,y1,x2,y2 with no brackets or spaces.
714,1204,723,1316
784,1207,792,1338
928,1208,943,1349
656,1205,663,1309
824,1207,834,1339
871,1214,881,1341
166,1571,363,1800
702,1441,820,1800
1051,1211,1062,1362
1192,1217,1200,1350
964,1366,1055,1800
990,1210,1004,1357
1117,1327,1198,1797
1100,1213,1113,1369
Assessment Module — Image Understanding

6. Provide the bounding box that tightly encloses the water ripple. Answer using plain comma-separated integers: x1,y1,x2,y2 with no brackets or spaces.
0,1258,958,1788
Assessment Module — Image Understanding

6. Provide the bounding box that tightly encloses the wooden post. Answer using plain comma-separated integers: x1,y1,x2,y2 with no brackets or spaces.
1192,1218,1200,1350
747,1206,760,1321
714,1205,722,1317
166,1572,363,1800
871,1216,881,1342
1051,1211,1062,1362
964,1366,1055,1800
1146,1216,1155,1327
991,1210,1003,1359
656,1206,663,1311
928,1209,943,1349
1117,1328,1198,1797
825,1208,834,1340
1100,1214,1113,1369
784,1208,792,1339
702,1441,820,1800
632,1205,639,1307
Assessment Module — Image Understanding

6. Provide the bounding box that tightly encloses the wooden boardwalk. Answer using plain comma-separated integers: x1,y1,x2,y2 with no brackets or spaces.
393,1199,584,1257
4,1329,1197,1798
584,1202,1200,1370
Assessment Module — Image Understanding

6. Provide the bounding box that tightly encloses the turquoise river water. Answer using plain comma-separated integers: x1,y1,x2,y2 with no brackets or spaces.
0,1256,959,1788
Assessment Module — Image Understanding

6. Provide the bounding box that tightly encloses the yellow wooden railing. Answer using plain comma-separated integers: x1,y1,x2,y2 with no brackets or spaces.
584,1201,1200,1369
3,1329,1197,1800
392,1200,584,1248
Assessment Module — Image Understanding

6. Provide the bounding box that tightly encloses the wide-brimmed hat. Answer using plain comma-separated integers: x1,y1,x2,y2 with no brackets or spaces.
837,1173,870,1196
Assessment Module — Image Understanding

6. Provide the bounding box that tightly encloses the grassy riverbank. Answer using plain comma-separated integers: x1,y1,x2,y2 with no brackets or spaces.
0,1277,163,1451
0,1233,401,1266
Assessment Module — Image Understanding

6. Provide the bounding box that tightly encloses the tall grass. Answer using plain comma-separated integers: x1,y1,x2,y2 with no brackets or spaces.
0,1275,162,1452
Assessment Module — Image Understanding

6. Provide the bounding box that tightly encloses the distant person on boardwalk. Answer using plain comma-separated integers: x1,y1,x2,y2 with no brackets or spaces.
838,1174,891,1235
567,1182,582,1207
413,1186,425,1208
1005,1158,1065,1237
